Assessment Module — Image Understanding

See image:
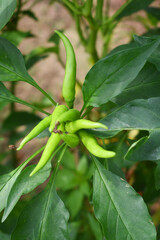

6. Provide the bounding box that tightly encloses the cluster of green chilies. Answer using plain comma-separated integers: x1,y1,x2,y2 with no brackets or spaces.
17,30,116,176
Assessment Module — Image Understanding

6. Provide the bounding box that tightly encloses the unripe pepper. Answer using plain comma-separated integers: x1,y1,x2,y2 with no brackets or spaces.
55,30,76,109
61,132,79,148
30,124,64,176
65,119,108,133
17,115,52,151
49,104,68,132
57,109,80,123
79,130,115,158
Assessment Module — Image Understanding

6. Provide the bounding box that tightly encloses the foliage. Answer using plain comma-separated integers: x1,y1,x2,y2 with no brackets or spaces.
0,0,160,239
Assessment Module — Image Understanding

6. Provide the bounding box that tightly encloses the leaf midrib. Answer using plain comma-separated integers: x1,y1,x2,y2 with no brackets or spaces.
117,80,160,94
84,46,154,107
94,159,134,240
0,62,34,84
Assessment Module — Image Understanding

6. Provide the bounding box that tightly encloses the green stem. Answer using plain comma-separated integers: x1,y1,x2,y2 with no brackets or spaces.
14,0,23,29
10,82,16,112
103,0,132,25
10,81,17,167
86,29,99,63
50,143,67,184
102,22,117,57
61,0,81,15
95,0,103,26
18,145,46,169
75,14,86,45
80,106,93,118
82,0,93,17
29,81,57,106
85,15,95,29
76,78,83,89
105,0,110,17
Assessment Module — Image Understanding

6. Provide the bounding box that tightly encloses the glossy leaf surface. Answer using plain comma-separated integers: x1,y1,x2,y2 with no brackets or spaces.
82,40,159,108
0,37,56,105
101,97,160,132
92,156,156,240
2,163,51,222
0,82,49,115
0,147,44,213
0,0,16,30
11,177,70,240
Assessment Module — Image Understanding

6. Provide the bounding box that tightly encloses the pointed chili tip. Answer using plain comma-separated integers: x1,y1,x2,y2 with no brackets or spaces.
99,123,108,130
29,169,36,177
16,146,21,151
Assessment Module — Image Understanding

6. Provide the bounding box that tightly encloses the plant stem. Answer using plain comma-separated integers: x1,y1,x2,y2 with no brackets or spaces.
96,0,103,26
50,143,67,184
87,29,99,63
80,106,93,118
61,0,81,15
30,81,57,106
102,22,117,57
75,14,86,46
105,0,110,17
103,0,132,25
82,0,93,17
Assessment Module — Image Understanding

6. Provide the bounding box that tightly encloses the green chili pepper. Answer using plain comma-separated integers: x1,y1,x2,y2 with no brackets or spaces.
79,130,115,158
55,30,76,109
65,119,108,133
17,115,52,151
30,124,64,176
49,104,68,132
61,132,79,148
57,109,80,123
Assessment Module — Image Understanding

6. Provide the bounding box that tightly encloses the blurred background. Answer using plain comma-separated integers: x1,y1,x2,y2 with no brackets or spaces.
0,1,160,239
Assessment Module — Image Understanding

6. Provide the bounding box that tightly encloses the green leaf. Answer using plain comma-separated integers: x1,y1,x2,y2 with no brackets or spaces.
82,39,159,108
68,222,80,240
125,130,160,162
100,97,160,132
115,0,153,20
0,31,33,46
0,82,49,115
0,230,10,240
66,189,84,219
87,213,103,240
0,146,44,213
48,31,62,45
134,35,160,72
21,10,38,21
2,163,51,222
59,149,76,170
0,37,56,105
113,62,160,106
25,46,58,70
2,111,41,131
77,155,88,175
0,0,16,30
56,169,78,191
145,7,160,21
92,156,156,240
11,176,71,240
0,99,7,110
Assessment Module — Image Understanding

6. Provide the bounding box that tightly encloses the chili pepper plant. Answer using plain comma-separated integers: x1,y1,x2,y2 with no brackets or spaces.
1,0,160,240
